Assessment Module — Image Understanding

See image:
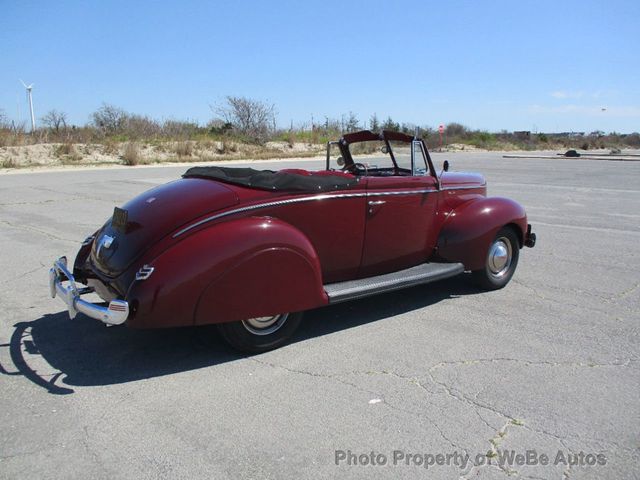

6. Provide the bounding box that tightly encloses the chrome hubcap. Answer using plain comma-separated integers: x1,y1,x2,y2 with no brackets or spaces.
488,237,512,278
241,313,289,336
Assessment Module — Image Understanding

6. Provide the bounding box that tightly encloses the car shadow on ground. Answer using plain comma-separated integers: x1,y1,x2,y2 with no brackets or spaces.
0,276,482,394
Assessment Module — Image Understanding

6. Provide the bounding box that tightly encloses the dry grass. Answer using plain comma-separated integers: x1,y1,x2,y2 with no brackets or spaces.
0,139,325,169
122,142,141,166
174,141,193,158
286,131,296,149
102,139,119,155
54,143,83,163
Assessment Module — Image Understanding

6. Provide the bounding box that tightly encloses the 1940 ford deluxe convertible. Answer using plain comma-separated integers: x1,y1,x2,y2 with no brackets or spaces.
49,130,536,352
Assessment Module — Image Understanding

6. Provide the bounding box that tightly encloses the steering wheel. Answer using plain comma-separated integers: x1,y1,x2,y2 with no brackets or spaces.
343,162,368,176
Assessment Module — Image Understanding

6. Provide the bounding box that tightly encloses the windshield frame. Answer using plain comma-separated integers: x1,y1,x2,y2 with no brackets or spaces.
326,130,435,179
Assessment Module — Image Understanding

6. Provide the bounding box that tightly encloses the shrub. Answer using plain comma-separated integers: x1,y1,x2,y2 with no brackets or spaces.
624,133,640,148
469,131,496,148
445,122,468,138
1,156,17,168
122,142,141,165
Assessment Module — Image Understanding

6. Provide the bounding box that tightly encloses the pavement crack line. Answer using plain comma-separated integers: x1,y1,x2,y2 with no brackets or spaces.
248,358,468,453
0,264,48,285
32,185,123,205
0,219,77,244
605,281,640,302
460,419,523,479
248,357,376,395
425,361,640,478
0,199,57,207
249,356,637,473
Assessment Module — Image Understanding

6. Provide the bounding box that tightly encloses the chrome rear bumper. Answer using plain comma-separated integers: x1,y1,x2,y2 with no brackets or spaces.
49,257,129,325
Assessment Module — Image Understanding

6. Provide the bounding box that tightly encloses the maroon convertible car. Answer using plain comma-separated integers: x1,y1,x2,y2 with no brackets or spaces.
50,130,536,352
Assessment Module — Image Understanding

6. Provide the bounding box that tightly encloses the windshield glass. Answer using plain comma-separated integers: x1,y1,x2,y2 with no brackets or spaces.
347,140,416,173
388,140,411,171
349,140,392,169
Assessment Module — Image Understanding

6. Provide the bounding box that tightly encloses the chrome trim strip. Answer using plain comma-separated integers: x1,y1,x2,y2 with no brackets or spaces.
173,188,436,238
441,184,486,191
368,189,433,197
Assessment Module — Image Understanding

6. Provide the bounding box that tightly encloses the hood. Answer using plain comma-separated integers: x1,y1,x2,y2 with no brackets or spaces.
91,178,238,277
440,172,486,188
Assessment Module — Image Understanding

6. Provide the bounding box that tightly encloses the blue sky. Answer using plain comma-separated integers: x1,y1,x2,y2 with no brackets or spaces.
2,0,639,133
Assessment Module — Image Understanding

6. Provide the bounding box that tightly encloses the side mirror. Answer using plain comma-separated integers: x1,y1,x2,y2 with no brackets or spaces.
336,156,345,167
443,160,450,172
381,146,389,154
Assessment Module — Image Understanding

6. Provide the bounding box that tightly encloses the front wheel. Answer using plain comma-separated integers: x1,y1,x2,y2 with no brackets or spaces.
216,312,303,353
472,227,520,290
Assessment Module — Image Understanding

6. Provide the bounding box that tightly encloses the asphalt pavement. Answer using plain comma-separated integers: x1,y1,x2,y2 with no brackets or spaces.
0,152,638,479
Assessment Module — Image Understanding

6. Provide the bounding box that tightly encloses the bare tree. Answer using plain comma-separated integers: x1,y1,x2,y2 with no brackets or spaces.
163,119,199,138
369,113,380,132
345,112,359,132
382,116,400,132
41,109,68,133
123,114,161,138
91,103,128,134
0,109,8,129
213,96,275,142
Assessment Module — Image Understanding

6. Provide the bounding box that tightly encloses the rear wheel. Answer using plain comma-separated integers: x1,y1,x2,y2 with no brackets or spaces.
216,312,303,353
472,227,520,290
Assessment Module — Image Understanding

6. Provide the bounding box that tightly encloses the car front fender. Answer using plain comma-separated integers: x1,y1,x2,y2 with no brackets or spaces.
126,216,327,328
435,197,528,271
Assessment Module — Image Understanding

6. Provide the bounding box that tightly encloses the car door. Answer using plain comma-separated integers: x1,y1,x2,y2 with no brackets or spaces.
359,141,439,277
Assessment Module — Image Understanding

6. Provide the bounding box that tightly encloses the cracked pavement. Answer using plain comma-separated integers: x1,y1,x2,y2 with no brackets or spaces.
0,153,638,479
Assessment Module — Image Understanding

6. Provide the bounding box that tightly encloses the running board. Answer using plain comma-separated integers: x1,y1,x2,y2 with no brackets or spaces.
324,262,465,304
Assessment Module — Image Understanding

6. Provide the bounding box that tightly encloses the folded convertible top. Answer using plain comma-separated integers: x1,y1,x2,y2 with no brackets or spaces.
183,166,359,192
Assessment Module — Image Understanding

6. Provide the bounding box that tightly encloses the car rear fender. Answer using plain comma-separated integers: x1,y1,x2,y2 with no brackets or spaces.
436,197,527,271
126,216,326,328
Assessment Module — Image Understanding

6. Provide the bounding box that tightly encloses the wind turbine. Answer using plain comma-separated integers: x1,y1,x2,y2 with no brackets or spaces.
20,80,36,133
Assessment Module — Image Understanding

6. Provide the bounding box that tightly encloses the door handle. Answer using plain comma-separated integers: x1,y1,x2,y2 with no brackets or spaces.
368,200,386,214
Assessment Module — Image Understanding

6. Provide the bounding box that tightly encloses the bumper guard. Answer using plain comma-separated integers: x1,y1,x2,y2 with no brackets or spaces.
525,224,537,248
49,257,129,325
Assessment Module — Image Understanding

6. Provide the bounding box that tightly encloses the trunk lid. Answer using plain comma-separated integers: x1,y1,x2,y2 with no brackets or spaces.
91,178,238,277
